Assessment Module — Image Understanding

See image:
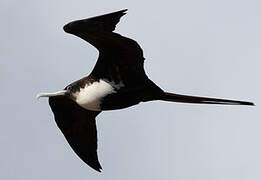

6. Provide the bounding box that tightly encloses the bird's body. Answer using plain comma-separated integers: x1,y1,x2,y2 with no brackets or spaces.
67,75,163,111
37,9,254,172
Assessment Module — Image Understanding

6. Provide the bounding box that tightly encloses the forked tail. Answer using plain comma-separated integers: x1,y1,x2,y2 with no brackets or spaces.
162,92,254,106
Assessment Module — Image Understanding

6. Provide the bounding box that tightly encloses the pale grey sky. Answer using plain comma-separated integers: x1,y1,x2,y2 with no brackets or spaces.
1,0,260,180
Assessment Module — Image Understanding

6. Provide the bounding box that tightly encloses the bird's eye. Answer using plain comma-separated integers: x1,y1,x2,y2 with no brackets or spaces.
66,86,72,91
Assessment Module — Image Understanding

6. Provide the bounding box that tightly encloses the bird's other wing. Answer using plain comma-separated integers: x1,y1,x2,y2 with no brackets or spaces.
63,9,127,38
48,96,102,172
63,9,148,87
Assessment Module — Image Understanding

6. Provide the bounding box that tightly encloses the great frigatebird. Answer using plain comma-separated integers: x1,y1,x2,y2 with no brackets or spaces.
37,9,254,172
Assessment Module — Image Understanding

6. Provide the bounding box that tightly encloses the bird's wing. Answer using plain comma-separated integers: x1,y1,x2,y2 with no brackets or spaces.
63,9,148,87
48,96,102,172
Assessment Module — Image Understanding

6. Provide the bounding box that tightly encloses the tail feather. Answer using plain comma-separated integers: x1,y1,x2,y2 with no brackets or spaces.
162,92,254,106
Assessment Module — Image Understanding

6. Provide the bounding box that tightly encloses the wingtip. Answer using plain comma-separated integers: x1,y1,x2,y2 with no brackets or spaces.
96,168,102,173
122,9,128,13
85,158,103,172
117,9,128,12
92,164,103,173
115,9,128,16
112,9,128,16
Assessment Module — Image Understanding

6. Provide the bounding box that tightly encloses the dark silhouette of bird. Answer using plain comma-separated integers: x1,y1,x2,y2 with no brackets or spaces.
37,9,254,172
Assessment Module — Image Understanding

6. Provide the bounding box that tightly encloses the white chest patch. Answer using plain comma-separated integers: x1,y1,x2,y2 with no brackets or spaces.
75,79,124,111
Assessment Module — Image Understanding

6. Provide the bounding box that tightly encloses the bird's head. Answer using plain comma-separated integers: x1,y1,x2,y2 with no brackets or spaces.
36,84,79,100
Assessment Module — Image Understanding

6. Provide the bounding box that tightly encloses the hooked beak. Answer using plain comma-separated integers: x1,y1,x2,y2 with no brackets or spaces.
36,90,67,100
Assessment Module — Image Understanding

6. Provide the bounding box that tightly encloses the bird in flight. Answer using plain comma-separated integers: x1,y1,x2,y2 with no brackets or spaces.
37,9,254,172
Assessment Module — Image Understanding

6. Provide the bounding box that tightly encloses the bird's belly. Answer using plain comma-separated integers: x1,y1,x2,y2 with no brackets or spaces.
101,94,141,110
101,88,155,110
75,79,123,111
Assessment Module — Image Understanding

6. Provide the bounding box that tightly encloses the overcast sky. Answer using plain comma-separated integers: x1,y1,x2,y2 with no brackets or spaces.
1,0,261,180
